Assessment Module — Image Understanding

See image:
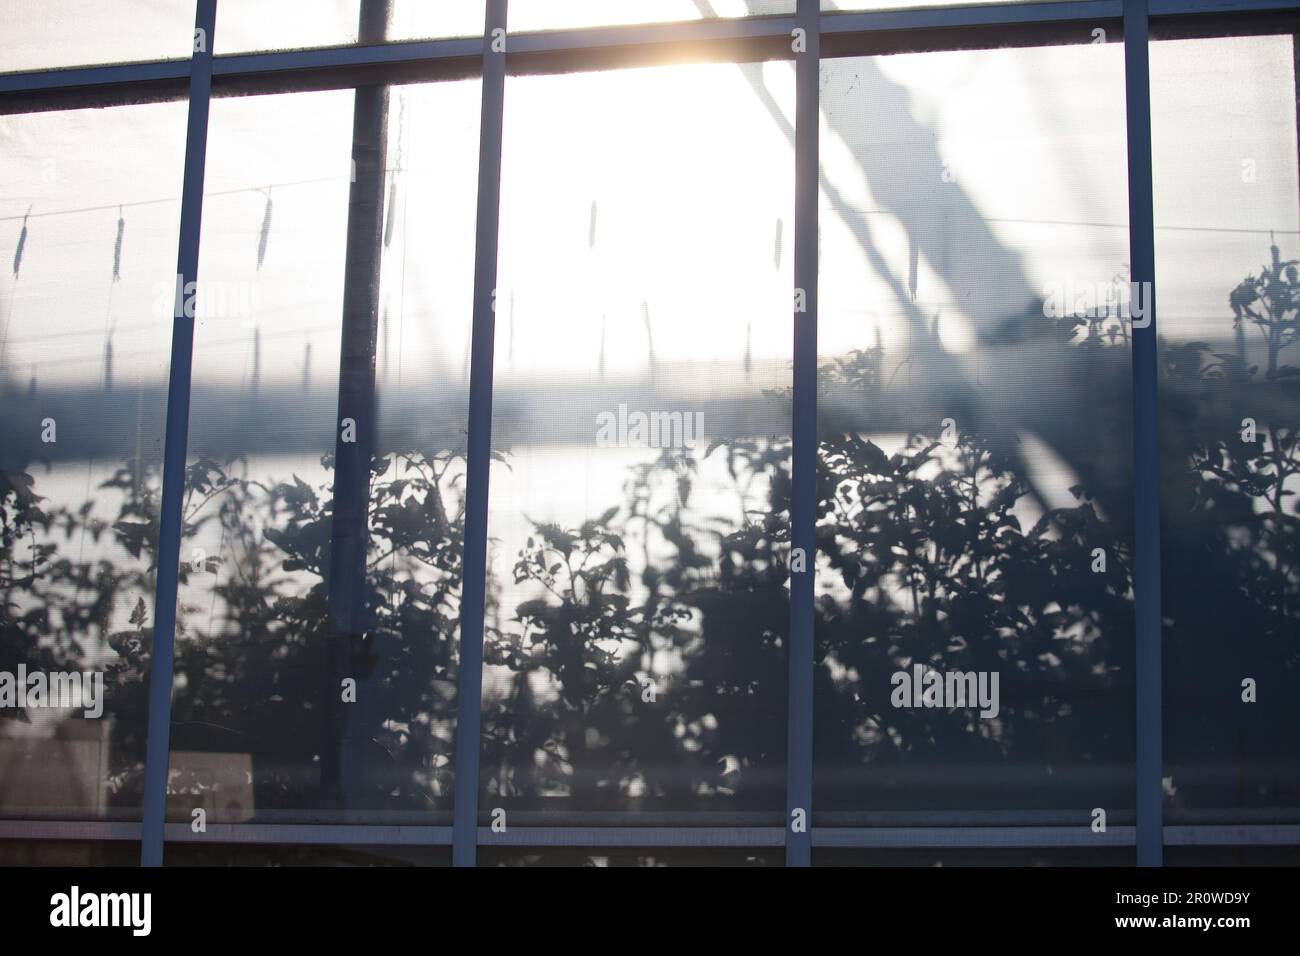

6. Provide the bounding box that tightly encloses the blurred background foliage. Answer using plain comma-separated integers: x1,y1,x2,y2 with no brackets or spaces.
1,250,1297,823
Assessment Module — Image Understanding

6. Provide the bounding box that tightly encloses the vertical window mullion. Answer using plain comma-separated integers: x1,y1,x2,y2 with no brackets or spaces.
320,0,391,813
139,0,217,868
451,0,508,869
787,0,820,869
1122,0,1164,868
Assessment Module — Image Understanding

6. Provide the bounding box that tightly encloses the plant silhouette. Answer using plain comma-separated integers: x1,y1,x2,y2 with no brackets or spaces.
1,249,1297,826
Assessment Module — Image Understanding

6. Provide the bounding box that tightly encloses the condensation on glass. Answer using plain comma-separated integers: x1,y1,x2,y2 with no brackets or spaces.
821,0,1057,10
170,77,479,828
0,101,187,819
813,42,1136,825
508,0,794,32
215,0,488,55
483,59,797,825
218,0,795,52
478,847,782,866
1151,33,1300,826
0,0,196,74
0,0,491,72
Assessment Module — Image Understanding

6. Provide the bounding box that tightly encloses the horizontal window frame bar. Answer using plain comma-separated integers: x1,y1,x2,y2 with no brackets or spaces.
3,821,1298,849
476,827,786,848
0,58,189,92
1,0,1296,110
0,821,141,842
814,826,1136,848
504,12,797,54
161,824,454,846
1150,0,1300,12
820,0,1122,35
212,35,483,75
1165,825,1300,846
0,821,455,846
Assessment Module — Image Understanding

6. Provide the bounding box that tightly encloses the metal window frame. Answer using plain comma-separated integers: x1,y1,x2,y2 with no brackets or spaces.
5,1,1299,108
1,0,1297,866
1123,0,1164,871
137,0,217,869
785,0,820,871
451,0,508,870
4,819,1300,853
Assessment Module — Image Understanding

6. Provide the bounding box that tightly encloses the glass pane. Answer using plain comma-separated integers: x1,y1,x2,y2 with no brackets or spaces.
169,78,479,827
0,101,187,820
813,847,1134,866
1166,845,1300,867
479,847,781,866
218,0,793,49
0,840,141,866
484,59,795,825
823,0,1058,10
0,0,194,74
390,0,487,42
509,0,794,32
1152,33,1300,826
164,843,451,866
216,0,487,55
815,42,1135,825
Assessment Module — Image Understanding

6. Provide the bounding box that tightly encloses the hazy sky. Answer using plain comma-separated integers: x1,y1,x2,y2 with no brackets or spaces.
1,27,1296,633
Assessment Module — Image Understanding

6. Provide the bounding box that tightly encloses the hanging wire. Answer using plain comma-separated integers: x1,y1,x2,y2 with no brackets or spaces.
394,86,411,389
256,187,273,271
589,201,599,379
384,178,399,250
0,208,32,372
237,189,273,399
104,206,124,392
908,234,919,303
383,87,411,618
382,304,391,382
642,300,657,384
744,321,752,380
74,206,123,613
251,326,261,397
0,178,1292,238
112,206,125,283
758,215,780,380
598,314,606,382
11,207,29,276
383,105,401,253
382,86,408,384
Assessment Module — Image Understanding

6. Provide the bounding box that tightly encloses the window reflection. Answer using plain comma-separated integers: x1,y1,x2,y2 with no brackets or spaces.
215,0,488,55
2,0,1296,865
0,101,187,820
814,43,1136,823
1152,34,1300,824
0,0,193,74
167,78,479,826
483,60,796,824
509,0,794,32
